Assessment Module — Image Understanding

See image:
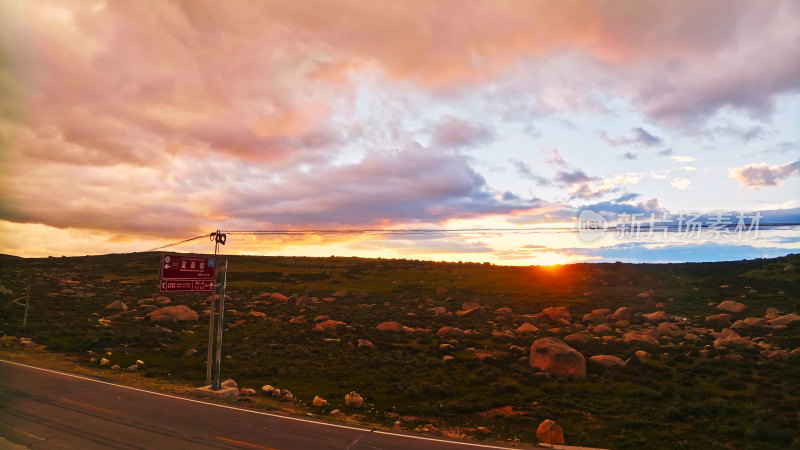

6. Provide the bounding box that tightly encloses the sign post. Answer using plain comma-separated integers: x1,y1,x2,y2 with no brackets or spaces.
158,231,233,397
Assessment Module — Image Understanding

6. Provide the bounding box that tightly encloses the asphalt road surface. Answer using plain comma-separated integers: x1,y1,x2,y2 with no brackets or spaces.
0,359,540,450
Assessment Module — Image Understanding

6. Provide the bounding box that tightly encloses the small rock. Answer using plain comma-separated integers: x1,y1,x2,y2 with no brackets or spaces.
240,388,256,397
717,300,747,313
536,419,565,445
376,321,403,332
313,396,328,407
110,364,121,370
100,358,110,366
540,306,571,323
357,339,376,349
345,391,364,408
105,300,128,311
705,313,732,328
612,307,634,322
184,348,198,357
126,364,138,372
436,326,466,338
262,385,275,395
643,311,669,324
515,323,539,333
476,426,491,435
222,378,237,388
589,355,626,369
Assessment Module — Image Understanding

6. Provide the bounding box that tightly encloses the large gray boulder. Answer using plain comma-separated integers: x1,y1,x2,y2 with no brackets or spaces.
529,337,586,378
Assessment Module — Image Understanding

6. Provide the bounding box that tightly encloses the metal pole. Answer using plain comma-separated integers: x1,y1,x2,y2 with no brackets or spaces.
211,258,228,390
205,233,220,385
22,280,30,328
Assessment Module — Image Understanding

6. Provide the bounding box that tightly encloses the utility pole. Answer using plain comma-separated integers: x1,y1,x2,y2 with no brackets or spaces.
22,280,30,328
206,230,227,389
211,258,228,390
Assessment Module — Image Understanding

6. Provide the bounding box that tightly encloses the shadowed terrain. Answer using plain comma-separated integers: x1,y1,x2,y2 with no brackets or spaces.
1,252,799,448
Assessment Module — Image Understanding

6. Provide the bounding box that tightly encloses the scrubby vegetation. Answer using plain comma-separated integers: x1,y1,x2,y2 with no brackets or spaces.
1,252,799,448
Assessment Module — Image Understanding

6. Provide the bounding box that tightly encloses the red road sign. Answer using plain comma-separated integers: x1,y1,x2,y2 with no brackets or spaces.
159,254,216,292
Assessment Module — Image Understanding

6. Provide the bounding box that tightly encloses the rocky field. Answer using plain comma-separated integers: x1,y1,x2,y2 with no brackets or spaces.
1,252,799,448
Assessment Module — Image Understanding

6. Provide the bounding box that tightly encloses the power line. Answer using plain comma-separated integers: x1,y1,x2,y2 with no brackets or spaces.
146,234,209,252
144,222,800,252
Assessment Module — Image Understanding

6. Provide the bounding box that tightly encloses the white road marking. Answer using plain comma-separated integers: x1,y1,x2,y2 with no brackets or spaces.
0,359,523,449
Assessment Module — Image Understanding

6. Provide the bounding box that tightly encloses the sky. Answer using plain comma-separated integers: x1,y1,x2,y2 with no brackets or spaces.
1,0,799,265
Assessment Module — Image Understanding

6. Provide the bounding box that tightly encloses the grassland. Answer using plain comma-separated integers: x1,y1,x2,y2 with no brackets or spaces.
1,252,799,448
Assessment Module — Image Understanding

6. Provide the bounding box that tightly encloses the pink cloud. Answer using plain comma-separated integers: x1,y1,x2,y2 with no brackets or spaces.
729,160,800,189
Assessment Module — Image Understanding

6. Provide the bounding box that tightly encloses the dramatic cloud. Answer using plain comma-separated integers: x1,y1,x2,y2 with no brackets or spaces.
431,116,493,149
509,160,550,187
0,1,798,261
600,127,663,147
729,160,800,189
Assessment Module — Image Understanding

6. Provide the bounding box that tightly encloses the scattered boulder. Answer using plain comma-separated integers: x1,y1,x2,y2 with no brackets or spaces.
155,296,171,305
239,388,256,397
345,391,364,408
768,314,800,326
331,290,349,298
476,426,491,435
717,300,747,313
289,316,307,325
635,350,650,360
222,378,237,388
376,321,403,332
313,396,328,407
536,419,565,445
357,339,376,349
442,355,454,362
589,355,626,369
582,313,608,326
105,300,128,311
100,357,110,366
592,324,613,336
184,348,198,357
147,305,199,322
262,385,276,395
313,320,345,332
248,311,266,318
456,306,486,317
564,333,591,346
0,336,19,347
429,307,448,316
656,322,684,338
529,337,586,378
111,364,121,370
516,323,539,333
623,330,659,346
270,293,288,302
541,306,571,323
642,311,669,324
713,329,752,348
764,307,780,319
436,326,466,338
313,315,330,323
612,307,634,322
705,313,732,328
731,317,768,330
126,364,138,372
495,307,512,316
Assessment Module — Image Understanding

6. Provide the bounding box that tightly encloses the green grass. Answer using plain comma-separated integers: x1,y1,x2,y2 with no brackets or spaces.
1,251,799,448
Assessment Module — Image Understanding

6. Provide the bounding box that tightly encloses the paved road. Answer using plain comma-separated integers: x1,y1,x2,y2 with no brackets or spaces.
0,359,533,450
